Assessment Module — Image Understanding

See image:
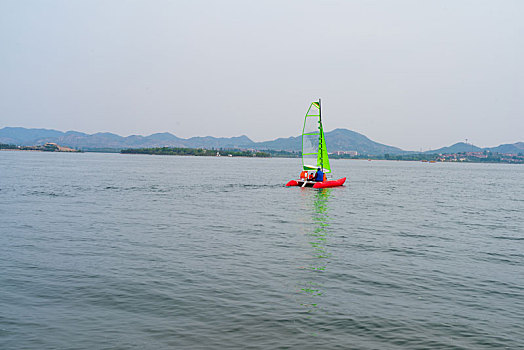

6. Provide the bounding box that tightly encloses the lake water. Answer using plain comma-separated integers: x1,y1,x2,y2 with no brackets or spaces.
1,151,523,349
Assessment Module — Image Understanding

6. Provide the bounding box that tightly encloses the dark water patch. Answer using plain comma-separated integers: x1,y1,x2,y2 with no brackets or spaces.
493,235,524,240
25,190,70,197
475,251,524,265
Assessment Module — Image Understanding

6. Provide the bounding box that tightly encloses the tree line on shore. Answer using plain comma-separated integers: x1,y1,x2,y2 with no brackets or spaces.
121,147,271,157
332,151,523,163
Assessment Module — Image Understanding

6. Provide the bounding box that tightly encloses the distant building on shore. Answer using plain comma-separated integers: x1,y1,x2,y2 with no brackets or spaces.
331,150,358,156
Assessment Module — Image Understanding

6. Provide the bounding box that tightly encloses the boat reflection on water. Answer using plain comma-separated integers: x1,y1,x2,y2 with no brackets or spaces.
298,188,333,315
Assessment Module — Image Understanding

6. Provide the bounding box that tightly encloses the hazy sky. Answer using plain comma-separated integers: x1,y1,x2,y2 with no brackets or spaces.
1,0,522,150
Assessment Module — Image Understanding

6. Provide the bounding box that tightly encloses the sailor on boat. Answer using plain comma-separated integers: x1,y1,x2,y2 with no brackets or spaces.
314,168,324,182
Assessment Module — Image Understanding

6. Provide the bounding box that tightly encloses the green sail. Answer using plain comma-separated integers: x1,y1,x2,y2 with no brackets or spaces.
301,101,331,173
318,123,331,173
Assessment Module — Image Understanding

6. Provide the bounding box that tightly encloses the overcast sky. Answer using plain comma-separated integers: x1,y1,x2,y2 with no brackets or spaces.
1,0,522,150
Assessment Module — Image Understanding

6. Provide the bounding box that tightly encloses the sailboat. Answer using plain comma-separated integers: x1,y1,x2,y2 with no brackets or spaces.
286,100,346,188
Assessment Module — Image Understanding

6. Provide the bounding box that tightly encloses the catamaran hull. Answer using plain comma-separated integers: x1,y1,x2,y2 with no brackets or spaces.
286,177,346,188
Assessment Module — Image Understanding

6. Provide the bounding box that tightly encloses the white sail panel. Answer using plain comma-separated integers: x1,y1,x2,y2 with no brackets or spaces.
302,102,321,171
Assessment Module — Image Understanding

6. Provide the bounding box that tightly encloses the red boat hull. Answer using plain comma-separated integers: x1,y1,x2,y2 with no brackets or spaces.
286,180,299,186
286,177,346,188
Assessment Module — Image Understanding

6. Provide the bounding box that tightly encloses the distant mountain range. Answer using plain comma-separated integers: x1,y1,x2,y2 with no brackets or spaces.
425,142,524,155
0,127,522,155
0,127,405,154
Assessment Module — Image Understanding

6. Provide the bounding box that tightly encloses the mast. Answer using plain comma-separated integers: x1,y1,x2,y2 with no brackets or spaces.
319,98,323,172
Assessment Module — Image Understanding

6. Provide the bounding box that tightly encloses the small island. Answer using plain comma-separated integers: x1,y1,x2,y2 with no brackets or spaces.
0,142,80,152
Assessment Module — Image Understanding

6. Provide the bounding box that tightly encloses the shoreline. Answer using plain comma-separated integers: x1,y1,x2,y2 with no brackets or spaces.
1,148,522,164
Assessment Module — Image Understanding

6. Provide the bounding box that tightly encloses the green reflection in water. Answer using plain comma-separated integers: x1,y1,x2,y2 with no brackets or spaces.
299,188,332,313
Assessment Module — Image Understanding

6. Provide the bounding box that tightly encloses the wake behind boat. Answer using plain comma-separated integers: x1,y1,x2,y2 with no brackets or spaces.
286,100,346,188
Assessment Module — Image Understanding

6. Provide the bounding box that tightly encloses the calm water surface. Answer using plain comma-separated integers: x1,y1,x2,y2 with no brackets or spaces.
1,152,523,349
